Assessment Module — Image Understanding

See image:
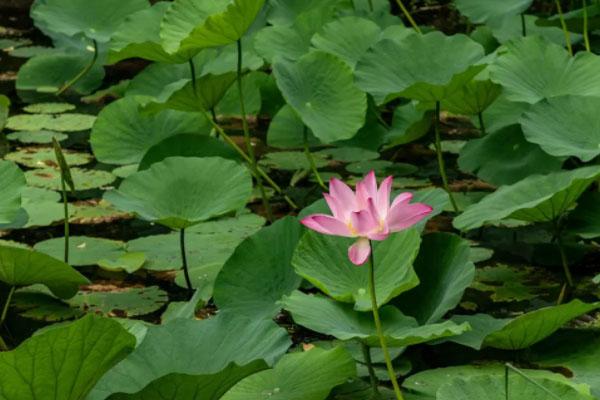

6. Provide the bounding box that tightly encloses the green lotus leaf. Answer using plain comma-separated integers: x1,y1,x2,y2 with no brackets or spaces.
315,147,379,163
23,102,75,114
67,285,168,317
138,134,239,170
355,31,485,104
293,229,421,311
160,0,265,57
384,102,432,147
220,347,356,400
454,0,533,24
6,113,96,132
6,130,68,144
310,16,381,69
89,313,291,399
447,314,512,350
482,93,531,133
458,125,563,185
31,0,149,43
34,236,127,267
483,300,600,350
25,167,116,191
265,0,340,26
108,361,268,400
5,147,92,169
489,14,579,46
105,157,252,229
0,94,9,131
282,291,469,347
566,192,600,239
520,95,600,162
396,233,475,324
90,96,210,165
97,252,146,274
0,161,26,224
0,186,64,229
442,79,501,116
213,217,303,319
273,51,367,143
260,151,328,171
536,5,600,33
489,36,600,104
0,245,89,298
0,314,135,400
454,166,600,231
266,104,320,149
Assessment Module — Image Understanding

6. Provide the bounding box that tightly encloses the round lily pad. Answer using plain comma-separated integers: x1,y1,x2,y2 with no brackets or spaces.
69,200,132,225
23,102,75,114
25,168,116,191
67,285,168,317
6,113,96,132
34,236,127,267
5,147,93,169
6,130,68,144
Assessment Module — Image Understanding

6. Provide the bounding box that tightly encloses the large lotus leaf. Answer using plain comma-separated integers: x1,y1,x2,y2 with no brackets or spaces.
144,72,237,113
34,236,126,267
396,233,474,324
483,94,531,134
16,53,104,95
108,361,268,400
105,157,252,229
447,314,512,350
213,217,303,319
0,161,25,224
89,313,291,400
109,2,184,64
483,300,600,350
31,0,149,42
282,291,469,347
0,314,135,400
355,31,485,104
90,97,210,165
489,36,600,104
124,62,190,105
273,51,366,143
437,375,592,400
384,102,432,147
442,79,501,116
458,125,563,185
138,134,239,170
454,0,533,24
292,229,421,311
0,245,88,298
489,14,579,46
266,104,321,148
532,331,600,397
160,0,265,57
454,166,600,231
310,16,381,69
220,347,356,400
520,95,600,162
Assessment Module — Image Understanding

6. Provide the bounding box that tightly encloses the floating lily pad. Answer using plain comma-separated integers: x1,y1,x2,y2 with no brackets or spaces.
6,113,96,132
25,167,116,191
67,285,168,317
34,236,127,267
6,130,68,144
98,252,146,274
0,160,26,224
23,102,75,114
69,200,132,225
12,286,83,322
5,147,93,169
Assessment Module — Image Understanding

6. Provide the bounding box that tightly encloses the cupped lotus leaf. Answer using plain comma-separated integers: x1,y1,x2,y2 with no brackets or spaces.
105,157,252,229
25,167,116,191
31,0,149,42
0,161,26,224
6,130,68,144
489,36,600,104
355,32,485,104
454,0,533,24
6,113,96,132
293,229,421,311
34,236,127,267
138,134,239,170
16,53,104,96
108,3,185,64
220,347,356,400
282,291,469,347
89,313,291,400
90,97,210,165
483,94,531,133
160,0,265,57
442,79,502,116
454,166,600,231
23,102,75,114
213,217,303,319
437,375,592,400
0,245,89,298
458,125,563,185
310,16,381,69
108,361,268,400
0,314,135,400
397,233,475,324
483,300,600,350
5,147,93,169
520,95,600,162
67,285,168,317
273,51,367,143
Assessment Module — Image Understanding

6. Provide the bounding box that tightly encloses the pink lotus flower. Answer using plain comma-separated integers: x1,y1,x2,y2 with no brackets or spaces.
301,171,433,265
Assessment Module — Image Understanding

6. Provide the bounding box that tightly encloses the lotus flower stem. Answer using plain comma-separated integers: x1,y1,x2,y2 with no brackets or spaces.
583,0,591,52
361,342,380,396
237,39,273,222
393,0,421,34
303,127,327,190
556,234,574,288
204,115,298,209
521,14,527,36
188,59,198,97
368,244,404,400
555,0,573,55
56,39,98,96
210,108,219,137
60,175,70,263
367,0,374,12
477,112,486,136
180,228,193,300
433,102,459,213
0,286,15,350
53,138,73,263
